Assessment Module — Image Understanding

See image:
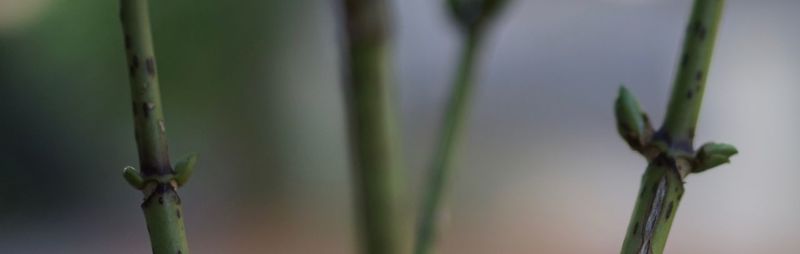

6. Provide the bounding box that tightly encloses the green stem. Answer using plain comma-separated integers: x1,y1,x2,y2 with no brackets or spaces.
120,0,190,253
414,30,482,254
620,156,685,254
620,1,725,253
340,1,408,253
660,0,725,149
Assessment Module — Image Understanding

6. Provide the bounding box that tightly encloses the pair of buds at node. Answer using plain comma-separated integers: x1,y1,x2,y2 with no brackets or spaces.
123,154,197,190
615,86,737,173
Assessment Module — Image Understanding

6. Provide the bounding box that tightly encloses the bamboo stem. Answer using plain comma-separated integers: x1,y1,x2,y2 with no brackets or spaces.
119,0,193,253
616,1,734,253
340,0,408,253
414,30,482,254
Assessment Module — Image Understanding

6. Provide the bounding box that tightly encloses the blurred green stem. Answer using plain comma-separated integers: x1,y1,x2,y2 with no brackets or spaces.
120,0,192,253
617,1,731,253
340,0,409,253
414,30,483,254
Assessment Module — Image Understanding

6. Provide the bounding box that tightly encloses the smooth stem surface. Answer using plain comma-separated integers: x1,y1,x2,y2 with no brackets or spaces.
414,31,482,254
341,0,409,253
120,0,189,253
620,1,725,253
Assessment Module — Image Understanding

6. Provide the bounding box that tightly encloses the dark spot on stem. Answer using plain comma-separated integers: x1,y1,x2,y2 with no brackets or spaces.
145,58,156,76
686,90,693,99
689,21,700,33
695,70,704,81
142,103,153,118
653,153,679,170
176,209,181,218
665,201,674,220
697,25,707,40
681,53,689,67
158,196,164,205
632,221,639,235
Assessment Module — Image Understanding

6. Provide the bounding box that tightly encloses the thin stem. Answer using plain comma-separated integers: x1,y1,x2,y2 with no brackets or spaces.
120,0,190,253
340,0,409,253
659,0,725,149
414,31,482,254
619,1,725,253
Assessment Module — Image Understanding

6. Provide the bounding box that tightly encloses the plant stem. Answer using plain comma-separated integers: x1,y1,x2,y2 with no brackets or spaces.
340,0,408,253
120,0,190,253
619,1,726,253
414,30,483,254
660,0,725,149
620,155,686,254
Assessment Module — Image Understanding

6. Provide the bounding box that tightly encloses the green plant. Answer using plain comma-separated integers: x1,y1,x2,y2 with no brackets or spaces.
119,0,196,253
615,1,736,253
340,0,409,253
414,1,509,254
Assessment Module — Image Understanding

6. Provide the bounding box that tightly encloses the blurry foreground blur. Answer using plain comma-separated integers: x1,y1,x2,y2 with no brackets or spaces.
1,0,800,253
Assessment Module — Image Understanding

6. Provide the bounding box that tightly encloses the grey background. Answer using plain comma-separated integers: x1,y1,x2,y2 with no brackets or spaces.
0,0,797,253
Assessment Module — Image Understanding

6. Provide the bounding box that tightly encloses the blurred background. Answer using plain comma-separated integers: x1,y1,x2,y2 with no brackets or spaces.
1,0,798,253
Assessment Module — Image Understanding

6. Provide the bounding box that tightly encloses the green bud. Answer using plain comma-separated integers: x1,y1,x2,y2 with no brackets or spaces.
123,166,144,189
173,153,198,187
693,142,738,173
448,0,509,31
615,85,653,151
700,142,737,157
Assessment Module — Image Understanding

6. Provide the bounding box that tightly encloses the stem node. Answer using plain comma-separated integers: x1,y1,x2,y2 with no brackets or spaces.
618,1,734,253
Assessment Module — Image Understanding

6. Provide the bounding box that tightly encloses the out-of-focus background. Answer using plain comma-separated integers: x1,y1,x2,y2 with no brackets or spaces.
0,0,797,253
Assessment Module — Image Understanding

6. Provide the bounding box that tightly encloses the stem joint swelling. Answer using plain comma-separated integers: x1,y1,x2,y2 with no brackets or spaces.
616,85,737,254
119,0,194,253
615,87,737,178
124,153,198,190
615,1,735,253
